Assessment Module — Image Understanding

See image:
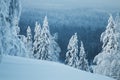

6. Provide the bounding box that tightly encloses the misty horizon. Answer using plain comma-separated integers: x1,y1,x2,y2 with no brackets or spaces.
22,0,120,9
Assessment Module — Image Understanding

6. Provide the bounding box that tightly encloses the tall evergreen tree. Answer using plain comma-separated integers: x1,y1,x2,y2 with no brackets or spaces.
65,33,78,68
33,21,41,58
26,26,33,58
38,16,51,60
77,41,89,71
93,14,120,80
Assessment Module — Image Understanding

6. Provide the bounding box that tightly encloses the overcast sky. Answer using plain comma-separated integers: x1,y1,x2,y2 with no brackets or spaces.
21,0,120,9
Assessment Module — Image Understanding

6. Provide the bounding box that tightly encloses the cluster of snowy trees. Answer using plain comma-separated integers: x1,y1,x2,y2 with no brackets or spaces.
64,13,120,79
23,16,61,62
93,14,120,80
0,0,61,62
65,33,89,71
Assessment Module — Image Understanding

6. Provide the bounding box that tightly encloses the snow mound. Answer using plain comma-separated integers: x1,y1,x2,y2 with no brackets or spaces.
0,55,115,80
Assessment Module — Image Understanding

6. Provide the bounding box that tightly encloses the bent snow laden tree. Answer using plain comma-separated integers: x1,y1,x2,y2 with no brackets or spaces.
0,0,27,59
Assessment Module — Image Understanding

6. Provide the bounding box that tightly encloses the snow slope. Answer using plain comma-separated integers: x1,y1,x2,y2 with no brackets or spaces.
0,55,115,80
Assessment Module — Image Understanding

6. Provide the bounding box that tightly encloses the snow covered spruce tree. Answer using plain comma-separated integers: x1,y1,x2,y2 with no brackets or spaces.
93,14,120,80
37,16,51,60
77,41,89,71
33,22,41,58
65,33,79,68
0,0,27,57
26,26,33,58
33,16,61,61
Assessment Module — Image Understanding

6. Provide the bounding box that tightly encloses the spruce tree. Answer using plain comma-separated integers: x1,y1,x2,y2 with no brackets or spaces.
33,21,41,58
65,33,78,68
35,16,51,60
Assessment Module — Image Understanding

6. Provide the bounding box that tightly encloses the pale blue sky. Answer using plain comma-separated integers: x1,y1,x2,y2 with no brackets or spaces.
22,0,120,9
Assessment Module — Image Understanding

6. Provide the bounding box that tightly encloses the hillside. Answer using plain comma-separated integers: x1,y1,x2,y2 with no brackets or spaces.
0,55,115,80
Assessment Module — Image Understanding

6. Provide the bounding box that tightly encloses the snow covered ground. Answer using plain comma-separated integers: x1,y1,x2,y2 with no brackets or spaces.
0,55,115,80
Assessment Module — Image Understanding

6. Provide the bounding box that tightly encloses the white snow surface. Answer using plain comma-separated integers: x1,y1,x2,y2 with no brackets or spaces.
0,55,115,80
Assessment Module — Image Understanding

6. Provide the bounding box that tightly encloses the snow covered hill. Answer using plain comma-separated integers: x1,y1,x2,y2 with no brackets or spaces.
0,55,115,80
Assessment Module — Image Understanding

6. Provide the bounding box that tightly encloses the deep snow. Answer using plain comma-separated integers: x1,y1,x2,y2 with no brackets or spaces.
0,55,115,80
